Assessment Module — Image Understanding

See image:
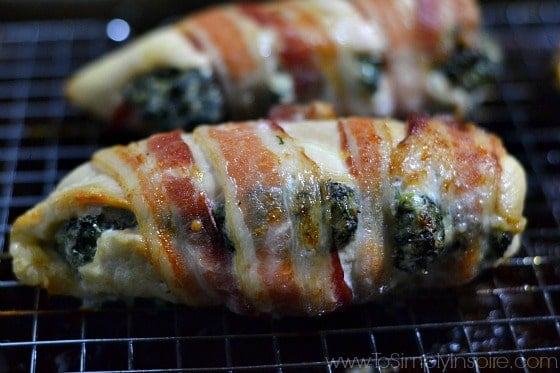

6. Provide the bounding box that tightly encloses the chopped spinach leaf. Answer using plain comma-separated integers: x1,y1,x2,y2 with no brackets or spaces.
123,68,224,131
355,54,385,94
324,181,359,250
441,45,499,91
54,208,137,269
393,192,445,273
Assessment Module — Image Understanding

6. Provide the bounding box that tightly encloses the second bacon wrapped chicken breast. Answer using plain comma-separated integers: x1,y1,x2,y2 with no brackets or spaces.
65,0,500,133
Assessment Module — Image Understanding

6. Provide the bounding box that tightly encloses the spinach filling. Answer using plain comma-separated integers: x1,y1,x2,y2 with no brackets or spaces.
122,68,225,131
212,181,359,254
393,192,445,273
354,54,385,95
293,181,359,250
440,44,499,91
323,181,359,250
53,208,137,269
392,190,516,273
489,229,514,259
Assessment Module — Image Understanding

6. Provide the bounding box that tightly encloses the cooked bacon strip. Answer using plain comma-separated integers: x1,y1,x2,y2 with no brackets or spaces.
197,122,297,313
338,117,396,300
240,2,338,100
145,131,245,310
10,115,526,316
353,0,478,53
264,121,352,312
185,9,258,81
196,121,352,314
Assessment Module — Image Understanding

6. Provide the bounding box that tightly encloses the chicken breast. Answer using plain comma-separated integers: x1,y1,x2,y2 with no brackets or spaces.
65,0,499,133
10,115,526,317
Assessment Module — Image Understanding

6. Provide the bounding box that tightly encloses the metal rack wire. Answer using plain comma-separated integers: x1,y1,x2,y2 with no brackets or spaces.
1,1,560,372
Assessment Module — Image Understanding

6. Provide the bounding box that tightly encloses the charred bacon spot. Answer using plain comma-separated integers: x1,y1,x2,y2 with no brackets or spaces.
54,208,137,269
441,44,499,91
354,54,385,94
324,181,359,250
393,192,445,273
122,68,224,131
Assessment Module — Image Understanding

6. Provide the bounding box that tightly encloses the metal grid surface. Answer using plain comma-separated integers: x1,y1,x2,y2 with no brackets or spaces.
1,2,560,372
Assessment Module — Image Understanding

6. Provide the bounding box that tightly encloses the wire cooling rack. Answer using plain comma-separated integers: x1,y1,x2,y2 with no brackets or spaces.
1,1,560,372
